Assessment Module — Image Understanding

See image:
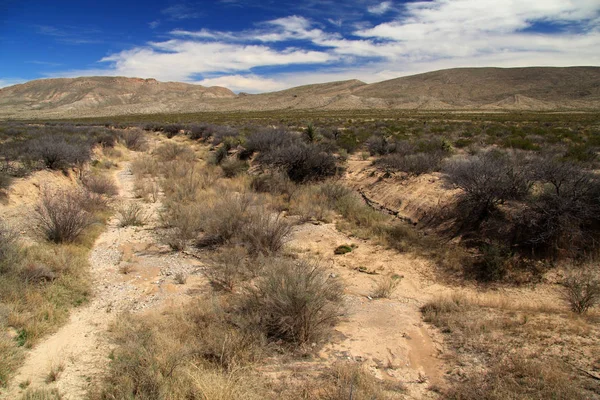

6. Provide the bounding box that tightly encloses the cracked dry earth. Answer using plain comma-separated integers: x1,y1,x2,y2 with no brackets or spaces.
2,162,206,399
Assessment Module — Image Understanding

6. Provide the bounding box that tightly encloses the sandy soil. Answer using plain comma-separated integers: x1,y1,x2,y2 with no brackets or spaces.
1,162,206,399
0,145,572,399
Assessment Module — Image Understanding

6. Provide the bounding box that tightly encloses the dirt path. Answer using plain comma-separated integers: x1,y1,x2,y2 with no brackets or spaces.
288,223,447,398
2,162,205,399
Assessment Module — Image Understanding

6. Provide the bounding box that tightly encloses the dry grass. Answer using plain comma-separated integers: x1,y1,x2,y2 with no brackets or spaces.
0,241,91,387
89,300,267,400
370,274,402,299
421,294,600,399
116,202,148,227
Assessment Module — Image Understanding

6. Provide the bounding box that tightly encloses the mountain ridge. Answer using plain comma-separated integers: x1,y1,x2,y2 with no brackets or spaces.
1,67,599,118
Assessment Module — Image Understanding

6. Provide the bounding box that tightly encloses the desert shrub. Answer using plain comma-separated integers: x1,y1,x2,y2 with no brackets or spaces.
81,173,118,197
116,202,147,227
221,158,248,178
371,274,402,299
244,128,296,155
562,269,600,314
35,187,94,243
188,123,213,140
258,142,337,183
0,172,12,191
376,152,444,175
473,242,512,281
161,161,215,203
366,135,392,156
93,131,118,148
160,202,204,250
131,154,159,177
197,192,252,246
27,135,91,170
154,142,195,162
134,178,159,203
444,150,534,225
240,210,292,256
163,123,183,138
334,245,353,255
120,129,148,151
212,145,230,165
203,246,249,291
242,258,344,345
518,158,600,255
211,125,239,145
445,355,584,400
250,171,295,197
288,185,331,222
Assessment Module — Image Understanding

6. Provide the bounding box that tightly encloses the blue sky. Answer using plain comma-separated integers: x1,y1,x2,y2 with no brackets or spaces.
1,0,599,92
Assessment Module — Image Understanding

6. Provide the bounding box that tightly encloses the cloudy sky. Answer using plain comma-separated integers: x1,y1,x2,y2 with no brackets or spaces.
1,0,599,92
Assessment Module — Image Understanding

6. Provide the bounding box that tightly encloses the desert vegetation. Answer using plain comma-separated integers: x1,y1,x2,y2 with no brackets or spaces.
0,111,599,399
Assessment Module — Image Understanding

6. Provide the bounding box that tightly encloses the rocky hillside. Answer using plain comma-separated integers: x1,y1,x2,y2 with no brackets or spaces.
1,67,599,118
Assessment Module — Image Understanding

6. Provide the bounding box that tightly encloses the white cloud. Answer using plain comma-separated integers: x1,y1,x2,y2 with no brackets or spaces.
367,1,392,15
162,4,201,20
96,40,335,82
196,74,287,92
45,0,600,93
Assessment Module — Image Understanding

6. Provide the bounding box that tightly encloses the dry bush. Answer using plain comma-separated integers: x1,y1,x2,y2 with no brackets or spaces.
116,202,148,227
257,142,338,183
241,210,292,256
161,161,216,203
242,258,344,345
196,191,252,247
562,268,600,314
0,172,13,191
289,185,331,222
371,274,402,299
250,171,296,197
203,246,249,291
27,135,91,170
131,154,160,177
154,142,195,162
134,177,159,203
443,150,534,225
81,173,118,197
160,202,204,250
120,129,148,151
221,158,248,178
376,152,445,176
35,187,94,243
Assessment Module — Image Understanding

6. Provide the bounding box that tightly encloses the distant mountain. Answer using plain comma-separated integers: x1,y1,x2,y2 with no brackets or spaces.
1,67,599,118
0,76,235,118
